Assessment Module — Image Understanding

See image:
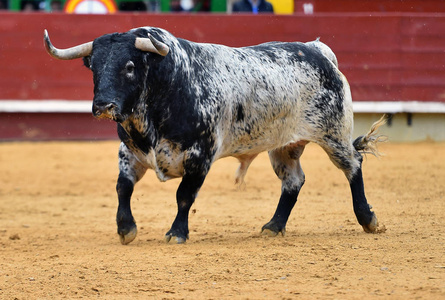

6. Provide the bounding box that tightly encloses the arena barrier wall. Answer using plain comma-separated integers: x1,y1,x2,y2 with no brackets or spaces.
1,13,444,140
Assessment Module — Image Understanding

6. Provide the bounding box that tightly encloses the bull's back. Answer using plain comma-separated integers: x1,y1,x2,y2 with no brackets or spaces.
201,42,346,158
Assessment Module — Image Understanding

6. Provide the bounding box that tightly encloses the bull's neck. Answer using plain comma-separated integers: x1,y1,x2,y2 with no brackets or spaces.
119,99,157,155
125,99,148,134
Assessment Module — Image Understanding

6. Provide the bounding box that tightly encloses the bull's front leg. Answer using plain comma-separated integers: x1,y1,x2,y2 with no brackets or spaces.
165,174,206,244
165,151,209,244
116,143,147,245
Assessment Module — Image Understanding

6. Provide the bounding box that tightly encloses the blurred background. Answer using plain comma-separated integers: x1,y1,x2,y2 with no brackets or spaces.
0,0,444,141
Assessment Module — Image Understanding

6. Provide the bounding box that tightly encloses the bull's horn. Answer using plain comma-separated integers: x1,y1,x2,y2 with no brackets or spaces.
43,29,93,60
135,34,169,56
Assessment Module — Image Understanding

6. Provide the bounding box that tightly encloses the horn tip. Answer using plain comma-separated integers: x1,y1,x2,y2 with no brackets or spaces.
43,29,52,53
147,33,169,56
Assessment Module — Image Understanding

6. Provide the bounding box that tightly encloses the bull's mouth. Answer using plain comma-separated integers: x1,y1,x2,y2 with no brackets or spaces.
92,103,125,123
94,112,126,123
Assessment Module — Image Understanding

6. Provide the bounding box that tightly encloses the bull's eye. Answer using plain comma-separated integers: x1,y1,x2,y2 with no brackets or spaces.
125,61,135,78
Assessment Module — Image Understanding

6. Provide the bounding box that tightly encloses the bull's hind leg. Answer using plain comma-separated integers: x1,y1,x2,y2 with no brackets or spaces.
262,142,307,236
320,138,378,233
116,143,148,245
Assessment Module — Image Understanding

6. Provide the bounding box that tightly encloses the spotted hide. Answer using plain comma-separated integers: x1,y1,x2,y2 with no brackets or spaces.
44,26,388,244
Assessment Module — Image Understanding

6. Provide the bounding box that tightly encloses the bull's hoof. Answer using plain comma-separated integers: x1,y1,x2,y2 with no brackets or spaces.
118,226,137,245
362,213,379,233
164,228,189,244
261,221,286,237
164,233,188,244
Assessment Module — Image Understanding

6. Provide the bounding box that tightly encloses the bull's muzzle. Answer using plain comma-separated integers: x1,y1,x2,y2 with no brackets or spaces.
92,102,117,120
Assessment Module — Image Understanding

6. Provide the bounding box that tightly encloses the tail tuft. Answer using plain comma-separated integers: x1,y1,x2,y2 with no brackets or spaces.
353,114,390,156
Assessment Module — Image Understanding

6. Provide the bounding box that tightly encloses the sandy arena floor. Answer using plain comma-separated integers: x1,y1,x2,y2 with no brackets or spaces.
0,141,444,299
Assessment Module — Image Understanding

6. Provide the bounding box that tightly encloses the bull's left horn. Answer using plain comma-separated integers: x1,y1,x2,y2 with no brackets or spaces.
135,34,169,56
44,29,93,60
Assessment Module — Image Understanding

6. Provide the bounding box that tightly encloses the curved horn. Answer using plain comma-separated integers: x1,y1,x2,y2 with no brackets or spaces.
44,29,93,60
135,34,169,56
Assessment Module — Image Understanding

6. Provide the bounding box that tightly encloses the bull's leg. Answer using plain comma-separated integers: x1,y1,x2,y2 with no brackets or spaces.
165,173,206,244
349,165,378,232
321,140,378,233
262,143,306,236
116,143,147,245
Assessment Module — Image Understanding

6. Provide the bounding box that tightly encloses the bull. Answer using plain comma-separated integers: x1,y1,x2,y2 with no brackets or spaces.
44,27,387,244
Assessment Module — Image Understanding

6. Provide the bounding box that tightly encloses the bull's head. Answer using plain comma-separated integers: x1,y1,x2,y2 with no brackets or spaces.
43,29,169,122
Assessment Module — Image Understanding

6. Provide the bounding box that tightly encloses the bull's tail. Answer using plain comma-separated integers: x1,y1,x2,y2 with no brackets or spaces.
353,114,390,156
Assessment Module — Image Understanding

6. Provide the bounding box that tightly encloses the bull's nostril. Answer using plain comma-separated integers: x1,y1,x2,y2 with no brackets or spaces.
92,104,100,116
93,102,116,115
105,103,116,110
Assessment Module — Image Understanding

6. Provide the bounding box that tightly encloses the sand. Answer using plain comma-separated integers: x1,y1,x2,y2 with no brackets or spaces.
0,141,444,299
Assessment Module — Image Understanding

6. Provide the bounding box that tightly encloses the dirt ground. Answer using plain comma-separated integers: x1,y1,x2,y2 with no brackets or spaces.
0,141,444,299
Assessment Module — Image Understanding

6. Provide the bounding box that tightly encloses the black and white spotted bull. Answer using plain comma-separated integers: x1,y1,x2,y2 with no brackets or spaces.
44,27,388,244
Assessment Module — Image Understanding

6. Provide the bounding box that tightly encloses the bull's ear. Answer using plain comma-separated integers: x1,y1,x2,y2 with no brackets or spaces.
83,56,92,69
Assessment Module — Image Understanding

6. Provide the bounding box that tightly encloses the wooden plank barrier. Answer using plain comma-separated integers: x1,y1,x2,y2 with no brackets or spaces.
0,13,444,140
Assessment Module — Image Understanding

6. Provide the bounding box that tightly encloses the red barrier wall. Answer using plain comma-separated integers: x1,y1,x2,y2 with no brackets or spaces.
0,112,117,140
293,0,445,13
1,12,444,103
0,13,444,140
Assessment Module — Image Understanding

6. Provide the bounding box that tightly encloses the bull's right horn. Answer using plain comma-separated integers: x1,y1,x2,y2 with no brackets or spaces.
44,29,93,60
135,34,169,56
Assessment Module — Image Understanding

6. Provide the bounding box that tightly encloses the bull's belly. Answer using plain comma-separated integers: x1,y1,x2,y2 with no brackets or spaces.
217,121,307,159
139,119,309,182
222,137,298,158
